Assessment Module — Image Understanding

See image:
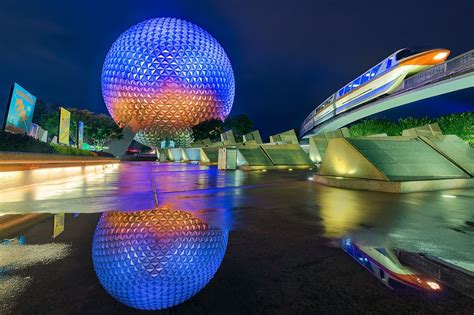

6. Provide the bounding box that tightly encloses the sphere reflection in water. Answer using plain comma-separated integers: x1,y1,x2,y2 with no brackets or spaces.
92,208,228,310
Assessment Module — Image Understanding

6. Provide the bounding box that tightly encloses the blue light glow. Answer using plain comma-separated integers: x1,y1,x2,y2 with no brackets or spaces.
101,17,235,147
92,208,228,310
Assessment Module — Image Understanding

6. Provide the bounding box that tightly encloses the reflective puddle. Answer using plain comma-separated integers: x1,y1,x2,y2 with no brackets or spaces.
0,162,473,313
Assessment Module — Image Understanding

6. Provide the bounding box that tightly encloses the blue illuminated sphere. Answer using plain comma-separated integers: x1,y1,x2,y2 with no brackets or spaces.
101,17,235,147
92,208,228,310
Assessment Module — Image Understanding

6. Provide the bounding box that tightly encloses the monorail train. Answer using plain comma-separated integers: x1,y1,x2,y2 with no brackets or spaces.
300,48,450,137
341,238,442,292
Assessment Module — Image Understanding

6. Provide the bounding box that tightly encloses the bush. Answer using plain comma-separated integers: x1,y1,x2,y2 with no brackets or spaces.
437,112,473,144
50,144,95,156
0,131,95,156
348,112,474,146
0,130,55,154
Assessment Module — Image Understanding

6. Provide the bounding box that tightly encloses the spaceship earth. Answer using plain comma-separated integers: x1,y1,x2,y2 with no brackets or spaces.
92,208,228,310
101,17,235,147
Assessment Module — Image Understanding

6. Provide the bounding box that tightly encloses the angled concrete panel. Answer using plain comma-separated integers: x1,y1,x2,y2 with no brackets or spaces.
158,148,169,161
260,144,313,166
269,129,299,144
243,130,263,144
168,148,185,162
402,123,443,137
220,130,236,144
421,135,474,176
308,128,350,163
236,144,273,167
184,148,201,161
325,128,350,139
308,135,328,163
347,138,469,181
201,147,219,164
319,138,387,180
103,126,136,157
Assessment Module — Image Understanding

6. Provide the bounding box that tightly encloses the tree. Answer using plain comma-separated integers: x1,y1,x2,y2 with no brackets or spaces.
32,99,53,125
86,112,123,149
40,110,60,138
191,114,255,143
40,107,123,149
224,114,253,142
191,118,224,142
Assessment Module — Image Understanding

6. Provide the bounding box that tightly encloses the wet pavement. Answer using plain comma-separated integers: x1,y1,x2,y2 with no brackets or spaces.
0,162,473,313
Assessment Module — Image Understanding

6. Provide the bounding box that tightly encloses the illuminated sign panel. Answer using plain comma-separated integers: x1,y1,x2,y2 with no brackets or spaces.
4,83,36,134
53,213,65,238
58,107,71,145
77,121,84,148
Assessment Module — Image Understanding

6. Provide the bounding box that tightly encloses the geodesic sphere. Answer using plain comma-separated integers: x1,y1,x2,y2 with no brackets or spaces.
134,128,192,148
92,208,228,310
101,17,235,147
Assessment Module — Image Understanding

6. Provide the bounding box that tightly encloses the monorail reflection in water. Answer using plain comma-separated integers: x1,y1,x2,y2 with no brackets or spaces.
341,236,441,293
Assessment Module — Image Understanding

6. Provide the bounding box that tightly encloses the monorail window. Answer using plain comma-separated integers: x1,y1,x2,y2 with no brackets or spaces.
337,88,345,98
370,63,382,77
386,57,393,69
364,259,374,272
354,247,364,262
360,71,370,84
395,48,426,61
352,77,361,88
344,85,352,94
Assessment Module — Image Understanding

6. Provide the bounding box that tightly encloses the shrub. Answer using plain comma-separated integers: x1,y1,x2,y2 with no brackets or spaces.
50,144,95,156
0,130,95,156
0,131,55,154
349,112,474,146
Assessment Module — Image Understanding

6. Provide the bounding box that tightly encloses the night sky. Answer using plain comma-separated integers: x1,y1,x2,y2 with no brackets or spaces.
0,0,473,139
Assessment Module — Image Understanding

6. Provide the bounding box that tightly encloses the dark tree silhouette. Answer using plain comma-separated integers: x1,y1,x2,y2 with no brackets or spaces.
191,114,254,143
224,114,253,142
191,118,224,142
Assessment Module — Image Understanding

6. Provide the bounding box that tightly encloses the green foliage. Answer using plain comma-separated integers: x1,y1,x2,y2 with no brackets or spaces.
349,119,399,137
0,130,55,154
32,99,53,125
50,143,94,156
40,107,123,149
437,112,473,144
224,114,253,142
0,131,94,156
40,110,60,138
348,112,474,145
74,110,123,149
191,114,255,142
191,118,225,142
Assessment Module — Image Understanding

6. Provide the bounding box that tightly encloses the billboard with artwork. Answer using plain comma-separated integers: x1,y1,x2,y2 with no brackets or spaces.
58,107,71,145
3,83,37,134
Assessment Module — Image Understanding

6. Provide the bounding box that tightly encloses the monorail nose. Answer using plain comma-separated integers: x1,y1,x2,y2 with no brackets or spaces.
401,49,451,66
432,49,450,61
